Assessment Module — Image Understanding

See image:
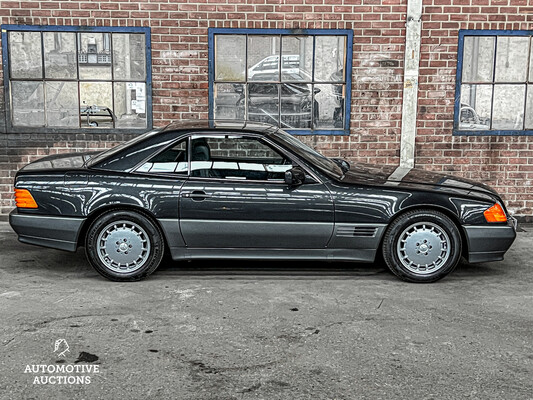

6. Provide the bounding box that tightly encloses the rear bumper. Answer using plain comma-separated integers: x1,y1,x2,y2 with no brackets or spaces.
463,219,517,263
9,209,85,252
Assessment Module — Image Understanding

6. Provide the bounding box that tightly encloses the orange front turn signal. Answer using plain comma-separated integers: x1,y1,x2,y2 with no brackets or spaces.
14,188,38,209
484,203,507,223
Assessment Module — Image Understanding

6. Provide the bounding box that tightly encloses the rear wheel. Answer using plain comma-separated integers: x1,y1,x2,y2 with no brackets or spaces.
382,209,462,283
85,210,164,281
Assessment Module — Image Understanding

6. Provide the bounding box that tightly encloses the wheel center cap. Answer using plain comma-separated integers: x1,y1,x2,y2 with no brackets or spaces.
420,244,429,252
119,243,128,252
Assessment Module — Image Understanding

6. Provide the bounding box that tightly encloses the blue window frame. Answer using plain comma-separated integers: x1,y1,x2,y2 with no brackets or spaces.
455,29,533,136
1,25,152,133
208,28,353,135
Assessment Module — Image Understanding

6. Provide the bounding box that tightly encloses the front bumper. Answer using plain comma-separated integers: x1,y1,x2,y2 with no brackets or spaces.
463,218,517,263
9,209,85,252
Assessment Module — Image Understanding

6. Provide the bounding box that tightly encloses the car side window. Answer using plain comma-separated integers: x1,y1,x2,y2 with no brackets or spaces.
136,138,188,174
190,135,292,181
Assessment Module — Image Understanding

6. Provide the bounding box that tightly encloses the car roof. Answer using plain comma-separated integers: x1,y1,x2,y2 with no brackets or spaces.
160,120,280,135
87,120,282,171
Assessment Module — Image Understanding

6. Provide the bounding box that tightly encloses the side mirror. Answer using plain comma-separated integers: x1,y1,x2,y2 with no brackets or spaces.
332,158,350,173
284,166,306,187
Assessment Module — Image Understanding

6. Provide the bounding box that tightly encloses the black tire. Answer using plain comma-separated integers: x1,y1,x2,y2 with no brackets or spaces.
85,210,164,281
382,209,462,283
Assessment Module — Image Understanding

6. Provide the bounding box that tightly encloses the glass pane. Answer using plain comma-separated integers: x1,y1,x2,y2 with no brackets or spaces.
45,81,79,127
280,83,313,129
138,139,188,174
78,33,112,80
315,36,346,82
190,137,288,180
215,35,246,81
281,36,313,82
113,33,146,81
113,82,147,128
461,36,495,83
11,81,45,126
43,32,77,79
314,84,345,129
247,36,280,81
492,84,525,130
526,86,533,129
247,83,279,126
9,32,42,79
214,83,245,120
79,82,113,128
495,36,529,83
459,84,492,130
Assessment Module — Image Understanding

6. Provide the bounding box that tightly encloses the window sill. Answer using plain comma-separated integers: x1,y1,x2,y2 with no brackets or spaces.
285,129,350,136
453,129,533,136
3,127,152,135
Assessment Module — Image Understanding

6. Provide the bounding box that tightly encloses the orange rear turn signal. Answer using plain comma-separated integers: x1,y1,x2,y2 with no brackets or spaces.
484,203,507,223
14,188,38,209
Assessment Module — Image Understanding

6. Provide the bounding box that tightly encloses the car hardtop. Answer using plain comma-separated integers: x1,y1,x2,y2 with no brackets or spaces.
85,120,283,170
160,120,280,136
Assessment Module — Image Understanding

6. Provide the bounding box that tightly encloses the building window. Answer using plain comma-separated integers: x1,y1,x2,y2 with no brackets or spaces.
1,25,152,132
208,29,353,135
455,30,533,136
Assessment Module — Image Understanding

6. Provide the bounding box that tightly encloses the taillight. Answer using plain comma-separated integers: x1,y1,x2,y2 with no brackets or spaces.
483,203,507,223
14,188,38,209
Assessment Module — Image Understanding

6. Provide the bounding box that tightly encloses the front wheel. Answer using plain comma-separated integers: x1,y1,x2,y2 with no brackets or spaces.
85,210,164,281
382,209,462,283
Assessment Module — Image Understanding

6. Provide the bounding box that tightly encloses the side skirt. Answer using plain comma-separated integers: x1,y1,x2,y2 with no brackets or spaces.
168,247,378,263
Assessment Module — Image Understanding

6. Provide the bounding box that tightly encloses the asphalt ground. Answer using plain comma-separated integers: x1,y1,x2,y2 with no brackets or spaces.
1,222,532,400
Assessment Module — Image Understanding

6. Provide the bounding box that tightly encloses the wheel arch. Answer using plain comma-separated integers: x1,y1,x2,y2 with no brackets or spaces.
379,204,469,259
77,204,170,251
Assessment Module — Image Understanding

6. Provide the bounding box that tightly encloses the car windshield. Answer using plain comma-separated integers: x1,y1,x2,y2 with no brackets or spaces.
271,129,344,180
86,128,161,167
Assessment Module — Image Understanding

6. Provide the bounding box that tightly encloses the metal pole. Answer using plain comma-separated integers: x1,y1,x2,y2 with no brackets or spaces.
399,0,423,168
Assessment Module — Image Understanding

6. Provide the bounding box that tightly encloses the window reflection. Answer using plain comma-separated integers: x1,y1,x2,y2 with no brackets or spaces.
213,32,349,132
190,136,291,180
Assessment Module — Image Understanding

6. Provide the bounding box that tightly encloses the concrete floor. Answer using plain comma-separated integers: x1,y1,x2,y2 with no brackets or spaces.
1,222,532,400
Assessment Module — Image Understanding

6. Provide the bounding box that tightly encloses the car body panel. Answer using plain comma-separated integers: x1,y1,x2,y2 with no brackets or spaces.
179,179,334,249
9,210,84,251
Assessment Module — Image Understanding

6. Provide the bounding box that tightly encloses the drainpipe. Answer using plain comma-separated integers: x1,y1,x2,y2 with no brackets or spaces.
399,0,423,168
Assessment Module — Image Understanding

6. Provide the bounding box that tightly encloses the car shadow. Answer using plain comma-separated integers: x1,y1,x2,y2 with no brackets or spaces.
155,258,391,280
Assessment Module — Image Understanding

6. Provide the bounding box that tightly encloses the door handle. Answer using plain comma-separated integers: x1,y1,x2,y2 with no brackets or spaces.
182,190,210,201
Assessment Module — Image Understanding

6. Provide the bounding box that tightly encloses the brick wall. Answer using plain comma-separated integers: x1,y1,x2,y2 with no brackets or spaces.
417,0,533,220
0,0,531,220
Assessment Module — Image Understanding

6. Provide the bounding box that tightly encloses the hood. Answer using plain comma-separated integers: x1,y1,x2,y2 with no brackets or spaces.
341,163,499,196
20,152,100,171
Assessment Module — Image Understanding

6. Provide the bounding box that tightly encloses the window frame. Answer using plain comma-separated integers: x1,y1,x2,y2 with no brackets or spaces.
1,24,153,134
189,134,292,181
454,29,533,136
131,131,323,184
208,28,353,136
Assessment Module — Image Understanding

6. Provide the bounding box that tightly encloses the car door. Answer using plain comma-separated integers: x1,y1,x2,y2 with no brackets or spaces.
178,133,334,249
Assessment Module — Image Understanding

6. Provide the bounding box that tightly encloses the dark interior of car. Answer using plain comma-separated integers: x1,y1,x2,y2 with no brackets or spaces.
190,138,289,180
